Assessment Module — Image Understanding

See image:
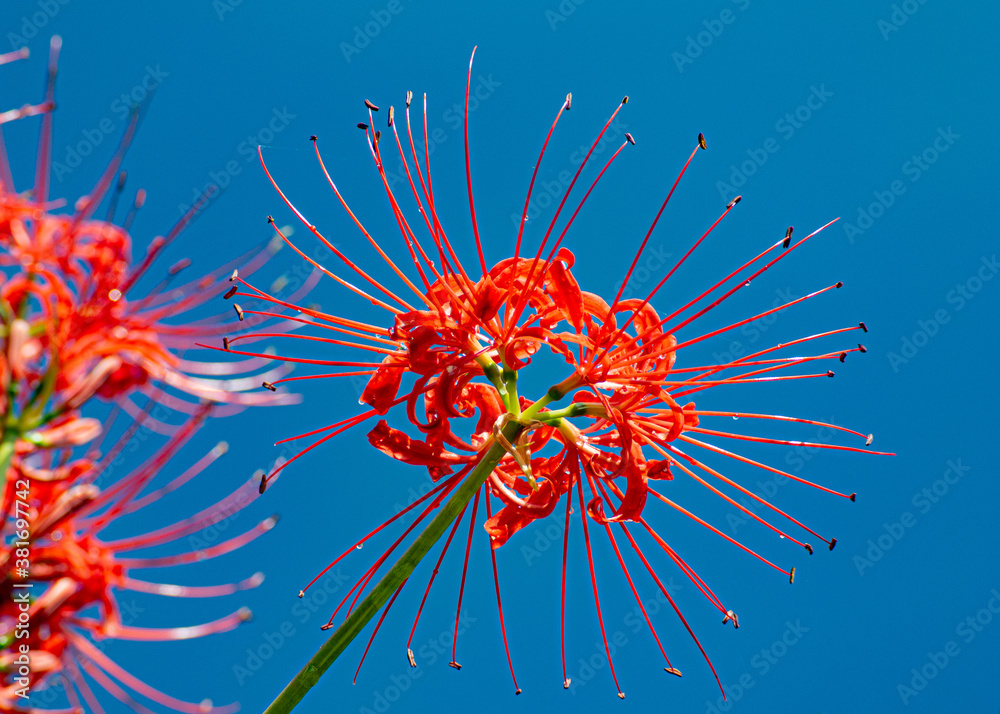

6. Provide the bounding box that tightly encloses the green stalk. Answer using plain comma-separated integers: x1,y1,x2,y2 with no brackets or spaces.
0,428,16,498
263,418,524,714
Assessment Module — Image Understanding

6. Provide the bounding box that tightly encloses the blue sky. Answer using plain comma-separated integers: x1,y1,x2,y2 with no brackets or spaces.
5,1,998,713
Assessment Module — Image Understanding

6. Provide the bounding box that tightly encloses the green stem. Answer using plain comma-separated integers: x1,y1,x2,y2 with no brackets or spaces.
0,428,17,498
263,418,524,714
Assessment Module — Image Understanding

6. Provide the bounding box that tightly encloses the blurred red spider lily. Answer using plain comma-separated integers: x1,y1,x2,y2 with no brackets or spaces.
0,38,304,465
0,403,276,713
0,38,297,713
239,49,892,707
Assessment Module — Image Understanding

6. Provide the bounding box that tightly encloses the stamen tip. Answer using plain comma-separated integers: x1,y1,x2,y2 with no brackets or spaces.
835,281,843,288
865,433,873,445
826,370,835,377
850,492,857,502
320,624,333,631
309,135,317,141
618,692,625,700
839,352,847,362
223,285,238,300
789,567,796,584
357,122,368,131
564,679,571,689
805,543,814,555
783,226,793,248
298,590,304,598
263,381,277,392
516,688,522,696
727,195,742,208
233,303,244,321
407,648,416,667
229,269,238,282
625,132,635,145
388,106,395,127
665,667,683,678
448,661,462,670
828,538,838,551
698,132,707,150
858,343,868,353
565,92,572,110
258,474,268,494
406,90,413,107
222,337,230,351
859,321,868,332
622,95,629,105
364,98,379,111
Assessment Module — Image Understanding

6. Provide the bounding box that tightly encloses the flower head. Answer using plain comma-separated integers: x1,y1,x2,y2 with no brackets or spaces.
0,37,295,712
233,49,892,699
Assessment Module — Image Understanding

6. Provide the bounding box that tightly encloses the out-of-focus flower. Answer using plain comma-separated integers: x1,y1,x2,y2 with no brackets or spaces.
0,405,275,713
229,50,892,705
0,38,295,712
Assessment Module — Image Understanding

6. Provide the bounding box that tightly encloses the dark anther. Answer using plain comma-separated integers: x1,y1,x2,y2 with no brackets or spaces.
783,226,793,248
805,543,814,555
789,567,796,584
828,538,838,551
698,132,707,150
835,281,843,288
622,95,629,104
826,370,835,377
263,381,277,392
858,343,867,353
258,473,268,494
266,215,275,224
850,493,857,502
625,132,635,145
727,195,742,208
859,321,868,332
310,135,317,141
224,286,238,300
357,122,368,130
839,352,847,362
222,337,230,350
374,130,381,144
364,98,379,111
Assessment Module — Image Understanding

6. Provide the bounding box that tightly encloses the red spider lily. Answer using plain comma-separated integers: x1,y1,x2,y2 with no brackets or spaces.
0,38,298,713
0,404,275,713
0,38,303,450
234,49,892,704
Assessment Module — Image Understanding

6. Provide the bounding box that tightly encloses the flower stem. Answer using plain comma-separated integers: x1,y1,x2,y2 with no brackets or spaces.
263,418,524,714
